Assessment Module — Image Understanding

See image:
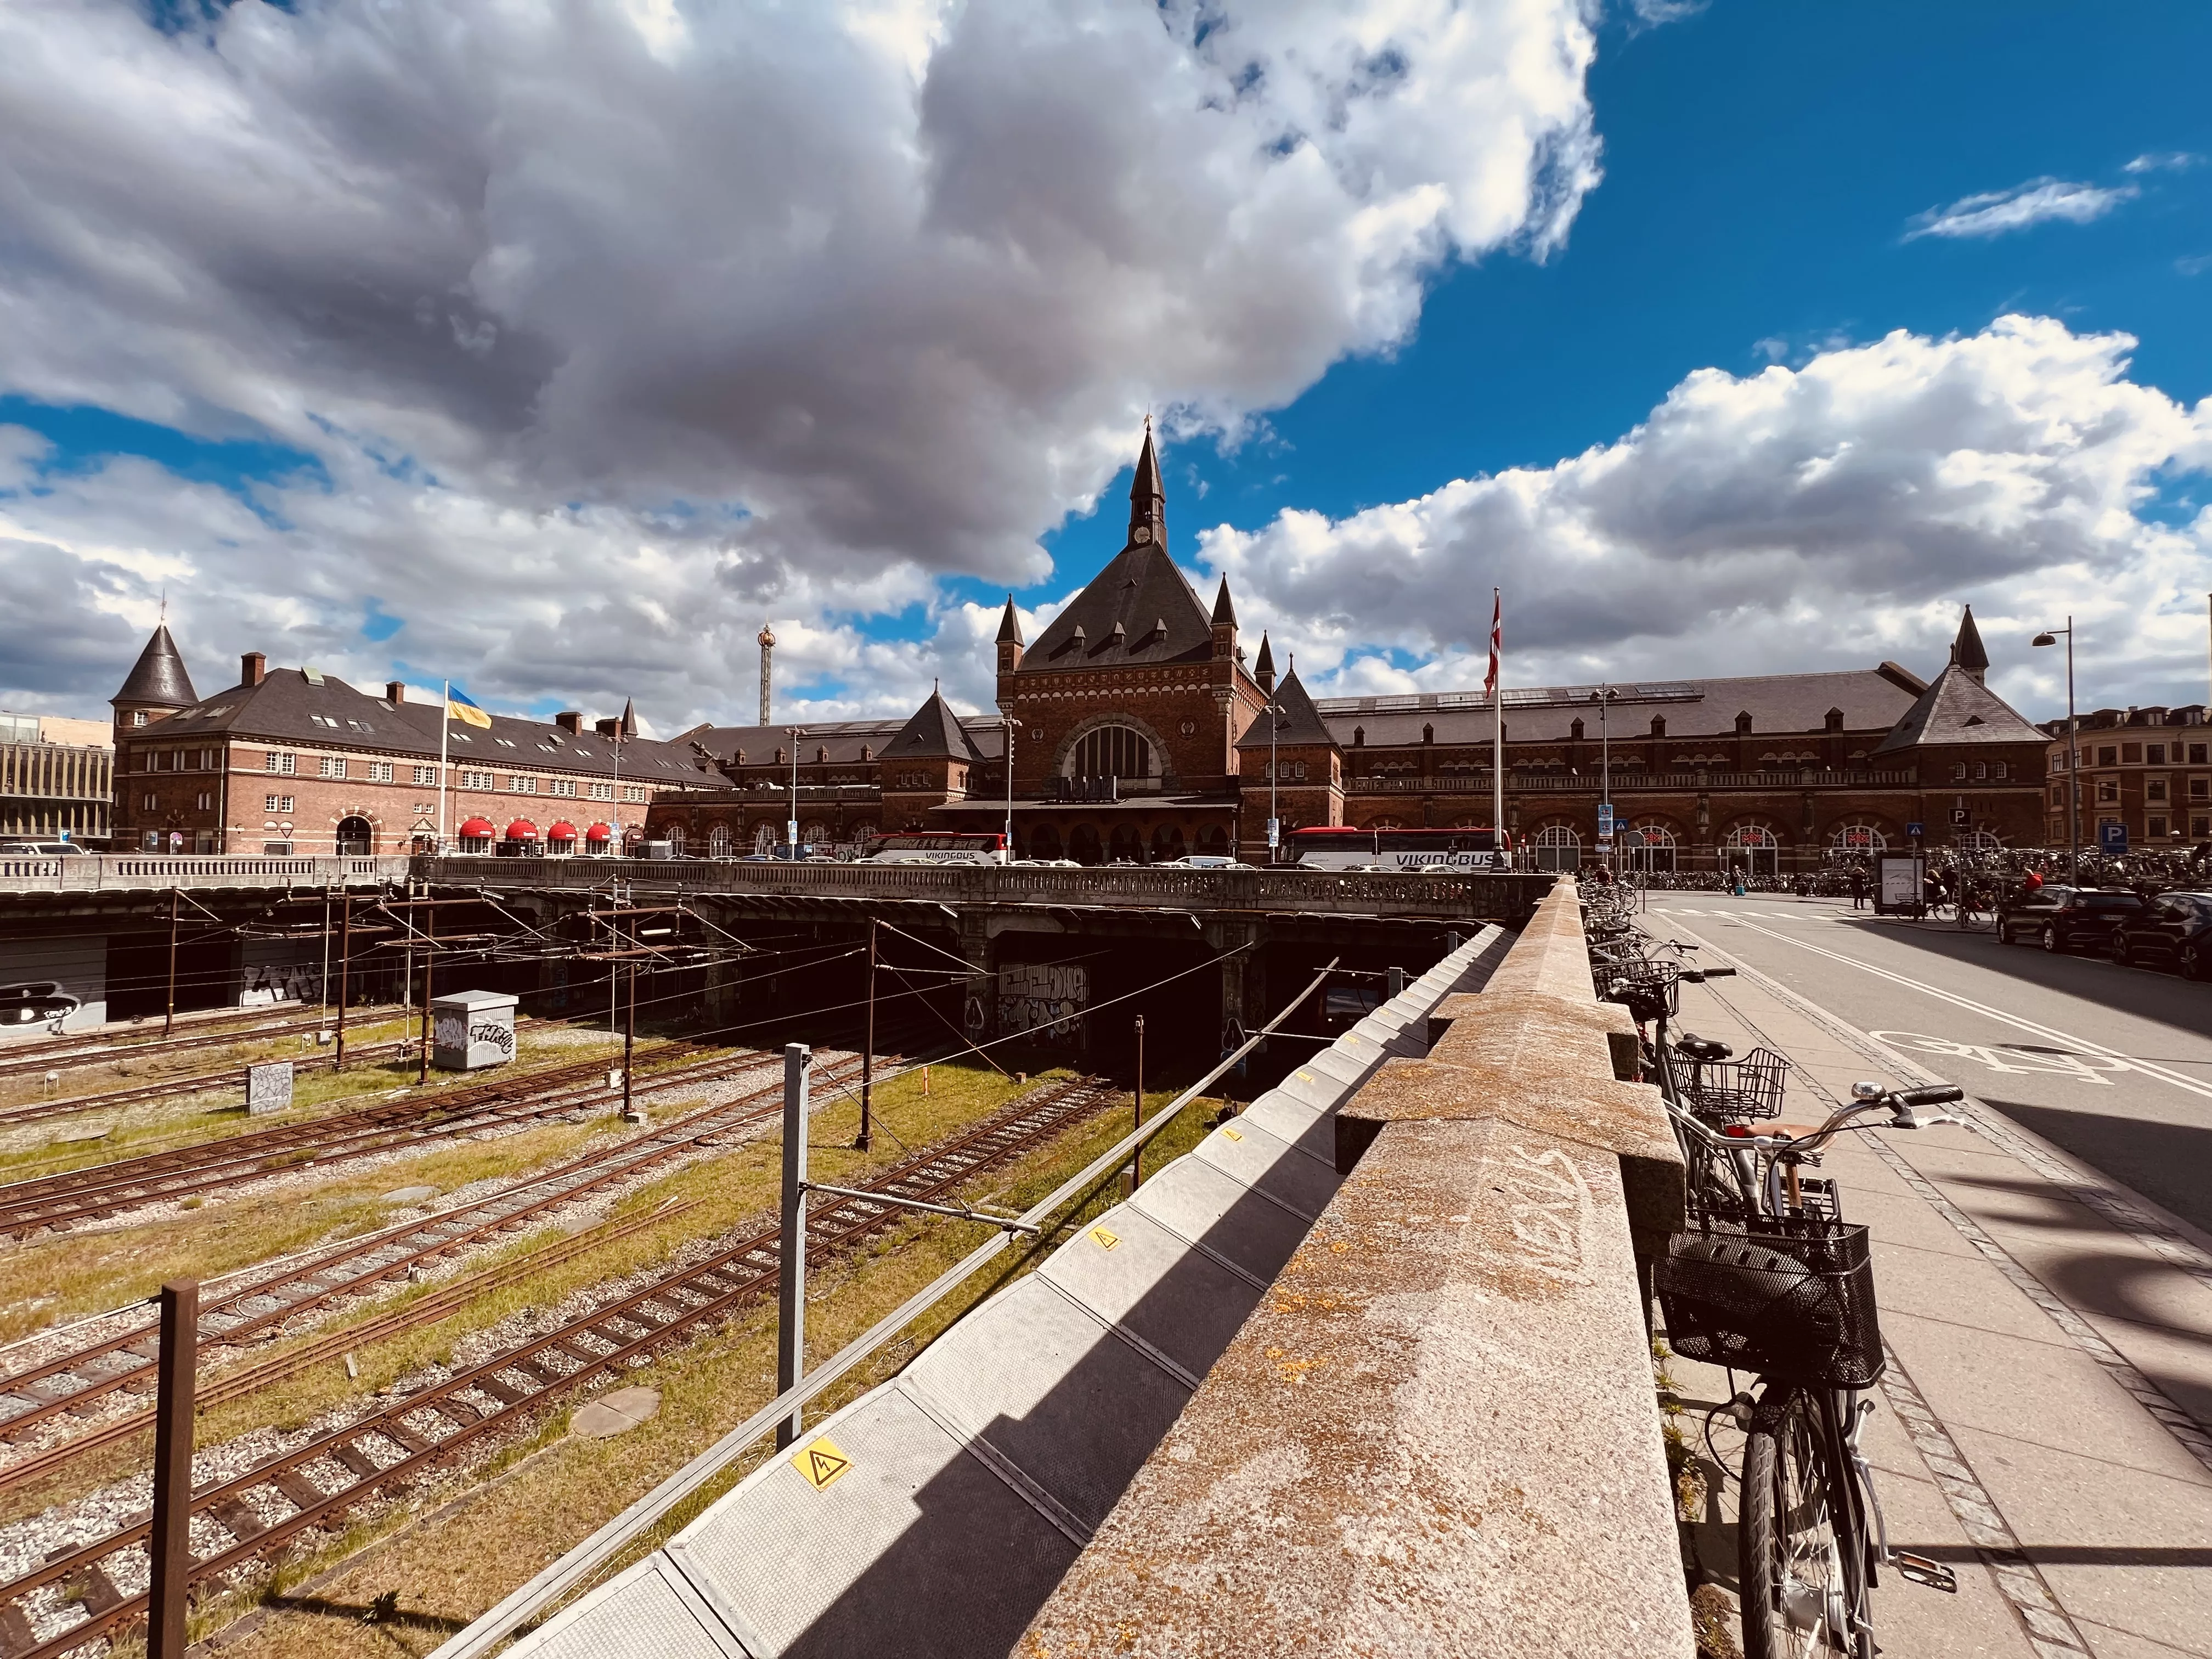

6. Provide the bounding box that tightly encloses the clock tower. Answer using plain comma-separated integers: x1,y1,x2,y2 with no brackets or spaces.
1126,416,1165,551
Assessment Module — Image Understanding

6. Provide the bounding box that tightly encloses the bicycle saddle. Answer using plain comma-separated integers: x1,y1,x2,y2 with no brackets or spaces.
1676,1034,1733,1063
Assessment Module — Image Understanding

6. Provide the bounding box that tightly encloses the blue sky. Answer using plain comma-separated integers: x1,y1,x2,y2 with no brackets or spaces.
3,1,2210,729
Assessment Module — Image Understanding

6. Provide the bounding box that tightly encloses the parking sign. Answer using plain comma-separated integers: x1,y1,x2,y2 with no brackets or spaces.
2099,822,2128,853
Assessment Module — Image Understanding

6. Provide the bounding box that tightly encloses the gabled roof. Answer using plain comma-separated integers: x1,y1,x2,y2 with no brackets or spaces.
114,624,197,709
146,668,715,782
1871,664,2048,753
1238,664,1338,751
881,688,989,763
1023,540,1216,669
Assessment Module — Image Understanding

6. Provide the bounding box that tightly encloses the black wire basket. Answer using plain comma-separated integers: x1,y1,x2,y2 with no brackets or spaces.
1678,1046,1789,1122
1655,1217,1883,1388
1598,957,1679,1023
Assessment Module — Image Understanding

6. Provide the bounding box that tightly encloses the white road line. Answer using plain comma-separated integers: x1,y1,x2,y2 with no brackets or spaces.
1720,915,2212,1107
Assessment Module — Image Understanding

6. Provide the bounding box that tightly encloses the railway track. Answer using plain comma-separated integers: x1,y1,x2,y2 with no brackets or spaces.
0,1038,729,1239
0,1048,885,1486
0,1043,419,1132
0,1074,1118,1659
0,1006,393,1083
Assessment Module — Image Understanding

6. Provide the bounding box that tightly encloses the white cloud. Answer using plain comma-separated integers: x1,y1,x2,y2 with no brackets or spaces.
0,0,1602,725
1200,317,2212,717
2125,151,2201,173
1905,177,2135,241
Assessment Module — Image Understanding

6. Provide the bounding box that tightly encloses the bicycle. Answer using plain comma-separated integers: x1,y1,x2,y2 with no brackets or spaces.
1655,1085,1966,1658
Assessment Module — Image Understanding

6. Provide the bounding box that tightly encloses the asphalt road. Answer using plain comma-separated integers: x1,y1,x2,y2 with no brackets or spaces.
1640,893,2212,1238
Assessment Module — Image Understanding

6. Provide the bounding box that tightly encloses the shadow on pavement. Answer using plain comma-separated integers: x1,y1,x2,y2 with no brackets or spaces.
1982,1097,2212,1244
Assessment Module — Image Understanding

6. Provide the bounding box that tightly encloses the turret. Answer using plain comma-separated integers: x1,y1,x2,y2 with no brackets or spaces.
1950,606,1989,687
1210,575,1237,663
1253,632,1276,696
111,623,198,737
996,594,1024,674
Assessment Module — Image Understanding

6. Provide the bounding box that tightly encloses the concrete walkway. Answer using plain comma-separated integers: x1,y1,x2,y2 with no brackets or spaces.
1652,905,2212,1659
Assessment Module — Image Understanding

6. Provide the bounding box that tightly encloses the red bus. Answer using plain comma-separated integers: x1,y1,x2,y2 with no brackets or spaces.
1285,826,1510,871
862,832,1008,865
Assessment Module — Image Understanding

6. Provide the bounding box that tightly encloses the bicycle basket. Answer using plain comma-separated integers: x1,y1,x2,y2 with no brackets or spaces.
1678,1046,1788,1123
1654,1218,1883,1388
1598,957,1679,1023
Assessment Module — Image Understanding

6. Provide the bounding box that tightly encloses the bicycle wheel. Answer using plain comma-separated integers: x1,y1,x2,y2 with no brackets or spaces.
1740,1387,1867,1659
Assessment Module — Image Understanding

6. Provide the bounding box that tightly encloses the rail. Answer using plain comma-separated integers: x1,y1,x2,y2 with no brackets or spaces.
1353,768,1920,792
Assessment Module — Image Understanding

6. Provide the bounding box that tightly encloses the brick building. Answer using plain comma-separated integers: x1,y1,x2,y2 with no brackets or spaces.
2042,704,2212,850
108,631,722,854
653,431,2055,873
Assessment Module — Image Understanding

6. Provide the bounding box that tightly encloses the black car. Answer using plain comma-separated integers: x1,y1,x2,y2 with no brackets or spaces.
2108,891,2212,979
1997,885,2146,953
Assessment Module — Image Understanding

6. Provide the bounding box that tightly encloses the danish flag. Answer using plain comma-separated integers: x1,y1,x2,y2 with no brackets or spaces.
1483,589,1502,700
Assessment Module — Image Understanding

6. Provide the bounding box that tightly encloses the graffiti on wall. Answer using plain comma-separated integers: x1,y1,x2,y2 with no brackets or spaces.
997,962,1089,1047
240,963,324,1007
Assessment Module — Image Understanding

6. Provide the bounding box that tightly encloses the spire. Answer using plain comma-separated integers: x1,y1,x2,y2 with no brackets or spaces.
619,697,638,738
996,594,1023,645
757,622,775,725
1951,605,1988,686
1210,574,1236,628
1254,631,1276,695
113,622,197,710
1126,418,1165,549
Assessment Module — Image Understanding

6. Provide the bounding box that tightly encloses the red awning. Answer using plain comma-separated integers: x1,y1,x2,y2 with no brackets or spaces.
458,817,496,838
584,822,613,841
546,821,579,840
504,819,539,840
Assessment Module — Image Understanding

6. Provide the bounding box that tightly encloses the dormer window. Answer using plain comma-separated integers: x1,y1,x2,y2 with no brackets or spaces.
1570,718,1585,741
1352,726,1364,747
1422,723,1434,744
1735,712,1753,735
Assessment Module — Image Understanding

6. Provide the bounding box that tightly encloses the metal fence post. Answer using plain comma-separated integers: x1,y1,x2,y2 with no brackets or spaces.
149,1279,198,1659
776,1042,811,1449
1387,965,1405,1000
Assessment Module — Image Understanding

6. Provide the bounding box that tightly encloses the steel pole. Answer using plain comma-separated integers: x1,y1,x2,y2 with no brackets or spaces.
776,1042,812,1449
622,960,636,1120
418,896,435,1085
2067,619,2079,887
148,1279,198,1659
163,886,179,1037
335,891,351,1070
857,919,875,1151
1127,1014,1144,1194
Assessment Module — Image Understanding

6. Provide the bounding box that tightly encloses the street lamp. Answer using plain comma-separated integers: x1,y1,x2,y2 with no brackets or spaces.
998,716,1015,857
786,726,802,857
1589,685,1619,872
1266,701,1283,865
2031,620,2078,885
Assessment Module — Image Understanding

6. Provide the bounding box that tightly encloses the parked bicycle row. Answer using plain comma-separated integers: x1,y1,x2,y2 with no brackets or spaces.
1583,885,1961,1659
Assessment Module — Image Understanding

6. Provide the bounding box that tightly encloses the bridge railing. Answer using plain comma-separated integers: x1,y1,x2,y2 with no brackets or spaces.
414,855,1548,915
0,855,408,894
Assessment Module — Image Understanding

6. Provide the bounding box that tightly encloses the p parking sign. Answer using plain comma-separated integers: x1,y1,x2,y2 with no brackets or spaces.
2100,822,2129,854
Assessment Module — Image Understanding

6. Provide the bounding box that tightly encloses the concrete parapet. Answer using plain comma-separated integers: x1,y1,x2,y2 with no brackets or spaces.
1020,877,1692,1658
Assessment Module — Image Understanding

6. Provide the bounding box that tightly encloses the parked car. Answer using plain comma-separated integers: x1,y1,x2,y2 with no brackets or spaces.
1997,886,2146,953
2107,891,2212,978
0,840,91,856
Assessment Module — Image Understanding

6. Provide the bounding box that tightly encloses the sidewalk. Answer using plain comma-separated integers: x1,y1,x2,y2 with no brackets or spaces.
1651,911,2212,1659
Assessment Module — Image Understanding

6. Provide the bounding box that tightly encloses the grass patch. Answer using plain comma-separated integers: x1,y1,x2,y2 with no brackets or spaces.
159,1071,1228,1659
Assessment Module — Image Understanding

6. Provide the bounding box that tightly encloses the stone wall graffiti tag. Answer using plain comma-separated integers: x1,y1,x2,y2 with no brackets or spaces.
997,961,1089,1047
1494,1144,1590,1285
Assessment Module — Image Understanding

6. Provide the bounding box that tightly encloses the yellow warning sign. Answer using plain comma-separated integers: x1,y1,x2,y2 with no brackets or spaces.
797,1435,853,1492
1220,1126,1243,1142
1090,1225,1120,1251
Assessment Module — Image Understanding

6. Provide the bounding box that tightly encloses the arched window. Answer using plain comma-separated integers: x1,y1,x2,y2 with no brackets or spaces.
1958,828,2004,851
1068,725,1153,780
1620,823,1676,873
752,821,777,853
1029,824,1063,861
800,820,829,846
849,822,877,845
664,826,685,855
1829,822,1886,856
707,825,732,859
1532,824,1581,872
334,815,373,855
1724,823,1780,877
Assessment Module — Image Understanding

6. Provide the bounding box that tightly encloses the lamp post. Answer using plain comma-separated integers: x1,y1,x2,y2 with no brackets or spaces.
786,726,802,857
1266,701,1283,865
1589,685,1619,872
1000,717,1015,856
2032,619,2079,885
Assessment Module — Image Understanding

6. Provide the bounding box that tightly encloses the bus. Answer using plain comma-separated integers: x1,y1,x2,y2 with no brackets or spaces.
1285,826,1510,871
862,832,1009,866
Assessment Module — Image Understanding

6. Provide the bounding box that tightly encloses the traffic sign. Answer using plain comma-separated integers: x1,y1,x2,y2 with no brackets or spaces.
1904,821,1923,838
2099,822,2128,853
1596,804,1615,833
1949,808,1971,827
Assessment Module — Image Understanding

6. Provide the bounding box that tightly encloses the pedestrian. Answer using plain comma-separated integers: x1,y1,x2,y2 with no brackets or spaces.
1849,866,1867,910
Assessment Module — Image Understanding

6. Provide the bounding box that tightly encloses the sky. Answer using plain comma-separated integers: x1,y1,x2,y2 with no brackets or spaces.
2,0,2209,736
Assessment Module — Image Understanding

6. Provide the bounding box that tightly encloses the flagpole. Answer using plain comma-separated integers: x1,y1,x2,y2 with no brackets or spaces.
438,679,452,853
1491,589,1505,868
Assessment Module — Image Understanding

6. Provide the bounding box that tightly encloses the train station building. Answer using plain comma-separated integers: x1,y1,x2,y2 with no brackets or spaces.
654,431,2055,873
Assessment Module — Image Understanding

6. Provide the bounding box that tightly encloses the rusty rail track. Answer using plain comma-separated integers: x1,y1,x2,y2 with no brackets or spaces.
0,1074,1118,1658
0,1006,396,1082
0,1048,888,1483
0,1044,417,1131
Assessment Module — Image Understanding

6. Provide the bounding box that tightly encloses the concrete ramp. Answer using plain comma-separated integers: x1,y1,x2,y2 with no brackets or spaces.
504,926,1506,1659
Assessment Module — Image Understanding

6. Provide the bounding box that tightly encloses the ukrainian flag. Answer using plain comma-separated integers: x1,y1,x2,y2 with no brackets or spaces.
447,686,493,730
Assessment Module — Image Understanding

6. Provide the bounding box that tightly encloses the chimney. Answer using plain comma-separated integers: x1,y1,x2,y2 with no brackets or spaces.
595,717,620,737
386,681,407,704
556,710,583,735
241,651,266,687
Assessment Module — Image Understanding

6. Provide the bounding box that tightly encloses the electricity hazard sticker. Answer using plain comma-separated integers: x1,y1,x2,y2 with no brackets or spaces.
1089,1225,1120,1251
1220,1126,1243,1142
796,1436,853,1492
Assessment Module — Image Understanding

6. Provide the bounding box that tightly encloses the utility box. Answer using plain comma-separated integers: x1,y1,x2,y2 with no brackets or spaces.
432,988,520,1071
246,1060,294,1115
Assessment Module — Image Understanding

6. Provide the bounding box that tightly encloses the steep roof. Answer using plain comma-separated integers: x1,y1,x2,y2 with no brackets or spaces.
1210,576,1237,628
114,625,197,709
1024,540,1215,669
677,713,1005,765
996,595,1023,645
1252,633,1276,685
148,668,715,784
1871,664,2049,753
1238,664,1338,751
1952,606,1989,674
881,688,989,763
